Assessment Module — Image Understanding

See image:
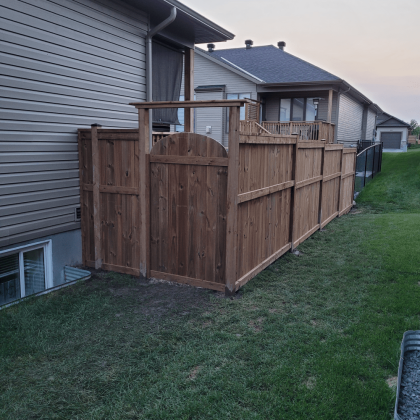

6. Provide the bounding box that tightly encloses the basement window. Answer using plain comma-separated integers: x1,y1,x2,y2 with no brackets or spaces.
0,241,52,306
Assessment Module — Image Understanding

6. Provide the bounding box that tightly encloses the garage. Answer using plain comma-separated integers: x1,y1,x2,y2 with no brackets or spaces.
381,132,402,149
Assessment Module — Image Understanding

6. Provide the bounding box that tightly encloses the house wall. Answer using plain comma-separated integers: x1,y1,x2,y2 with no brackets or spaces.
193,52,258,147
0,0,148,255
195,90,224,144
337,93,364,146
366,109,377,141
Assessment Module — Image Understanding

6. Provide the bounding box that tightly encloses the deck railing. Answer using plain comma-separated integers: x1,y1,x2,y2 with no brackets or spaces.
261,121,335,144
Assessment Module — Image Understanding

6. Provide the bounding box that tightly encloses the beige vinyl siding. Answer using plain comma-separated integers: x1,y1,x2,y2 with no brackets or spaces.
337,93,364,146
365,109,377,141
193,52,258,147
0,0,148,248
195,90,224,144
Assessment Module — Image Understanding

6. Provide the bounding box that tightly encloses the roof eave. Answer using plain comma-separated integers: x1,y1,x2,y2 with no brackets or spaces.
259,80,343,88
162,0,235,42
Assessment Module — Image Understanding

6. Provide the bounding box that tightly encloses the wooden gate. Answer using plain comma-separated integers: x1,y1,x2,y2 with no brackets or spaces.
148,133,228,291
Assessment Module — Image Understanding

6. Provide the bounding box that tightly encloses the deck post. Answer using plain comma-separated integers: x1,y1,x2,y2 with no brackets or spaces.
91,123,102,270
139,108,151,278
225,105,240,296
327,89,333,123
184,47,194,133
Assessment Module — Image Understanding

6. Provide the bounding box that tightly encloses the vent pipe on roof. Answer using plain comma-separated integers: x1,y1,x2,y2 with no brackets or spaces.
245,39,253,49
207,43,215,52
278,41,286,50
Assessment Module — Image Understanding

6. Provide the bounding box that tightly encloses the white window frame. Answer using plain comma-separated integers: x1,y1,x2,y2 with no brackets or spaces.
0,240,53,299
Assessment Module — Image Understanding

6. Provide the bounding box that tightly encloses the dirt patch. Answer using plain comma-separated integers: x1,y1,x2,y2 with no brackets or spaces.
188,366,201,380
386,376,398,389
305,376,316,390
81,271,220,326
249,318,264,332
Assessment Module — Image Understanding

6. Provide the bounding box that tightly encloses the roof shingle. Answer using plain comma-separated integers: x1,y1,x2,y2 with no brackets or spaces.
206,45,341,84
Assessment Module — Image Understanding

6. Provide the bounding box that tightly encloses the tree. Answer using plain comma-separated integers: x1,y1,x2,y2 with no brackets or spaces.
409,119,419,135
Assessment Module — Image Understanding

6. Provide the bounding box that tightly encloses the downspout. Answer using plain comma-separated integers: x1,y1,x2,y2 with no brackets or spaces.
146,6,177,149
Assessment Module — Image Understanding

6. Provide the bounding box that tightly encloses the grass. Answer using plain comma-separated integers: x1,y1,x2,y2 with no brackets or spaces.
1,150,420,419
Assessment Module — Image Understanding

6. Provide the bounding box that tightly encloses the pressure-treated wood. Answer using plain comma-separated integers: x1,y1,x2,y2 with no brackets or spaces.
321,144,343,227
149,132,228,285
130,100,249,109
327,89,333,123
261,121,335,144
91,124,102,270
78,127,141,275
225,106,241,294
236,134,295,286
339,149,357,216
78,100,357,295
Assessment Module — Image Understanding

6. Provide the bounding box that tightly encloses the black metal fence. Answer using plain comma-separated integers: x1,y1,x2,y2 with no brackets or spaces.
357,140,375,153
355,143,383,194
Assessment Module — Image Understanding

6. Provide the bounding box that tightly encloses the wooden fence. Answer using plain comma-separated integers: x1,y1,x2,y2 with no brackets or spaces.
78,100,356,295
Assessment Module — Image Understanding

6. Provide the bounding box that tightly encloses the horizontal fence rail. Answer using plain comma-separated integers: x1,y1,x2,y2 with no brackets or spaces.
78,101,356,295
355,143,383,194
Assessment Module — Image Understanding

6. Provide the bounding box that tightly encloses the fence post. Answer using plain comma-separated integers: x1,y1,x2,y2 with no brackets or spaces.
225,105,240,296
337,145,344,216
372,145,376,178
364,146,368,187
91,123,102,270
289,138,299,251
318,141,325,229
351,151,356,203
139,108,150,278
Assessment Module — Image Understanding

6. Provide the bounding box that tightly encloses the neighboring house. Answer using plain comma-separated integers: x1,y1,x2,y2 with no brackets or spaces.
0,0,233,305
376,112,410,151
185,41,381,148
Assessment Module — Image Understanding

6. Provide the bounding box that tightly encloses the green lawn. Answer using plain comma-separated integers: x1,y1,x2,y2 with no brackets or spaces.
1,150,420,419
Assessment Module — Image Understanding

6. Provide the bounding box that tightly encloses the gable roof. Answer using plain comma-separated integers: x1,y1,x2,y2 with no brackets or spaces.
206,45,341,84
377,112,410,128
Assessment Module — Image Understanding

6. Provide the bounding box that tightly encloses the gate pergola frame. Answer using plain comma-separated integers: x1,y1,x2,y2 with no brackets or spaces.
130,99,249,295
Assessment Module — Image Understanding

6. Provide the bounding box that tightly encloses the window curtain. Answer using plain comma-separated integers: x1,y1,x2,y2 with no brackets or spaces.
152,41,183,125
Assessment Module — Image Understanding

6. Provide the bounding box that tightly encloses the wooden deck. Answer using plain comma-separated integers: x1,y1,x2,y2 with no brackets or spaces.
261,121,335,144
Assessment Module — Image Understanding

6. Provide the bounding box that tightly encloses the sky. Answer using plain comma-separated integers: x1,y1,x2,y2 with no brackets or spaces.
188,0,420,123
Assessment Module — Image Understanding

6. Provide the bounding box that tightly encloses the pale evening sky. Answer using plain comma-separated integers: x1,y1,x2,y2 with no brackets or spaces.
189,0,420,123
